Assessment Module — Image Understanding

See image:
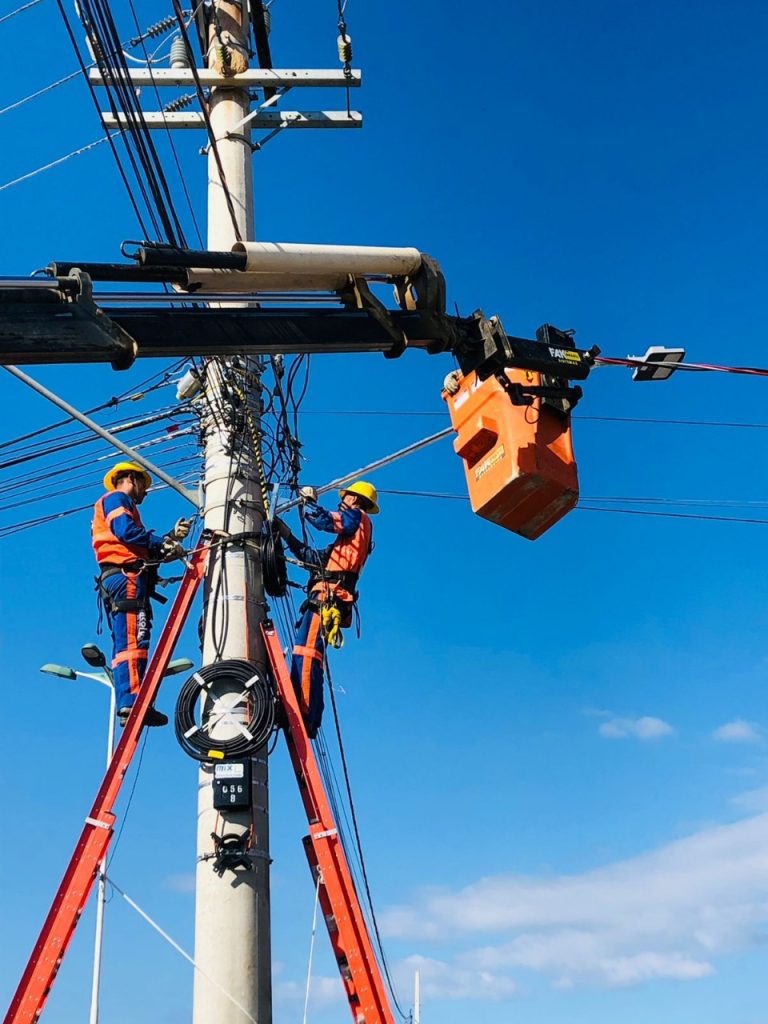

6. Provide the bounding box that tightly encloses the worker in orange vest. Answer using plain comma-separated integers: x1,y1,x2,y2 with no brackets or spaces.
275,480,378,737
92,461,191,727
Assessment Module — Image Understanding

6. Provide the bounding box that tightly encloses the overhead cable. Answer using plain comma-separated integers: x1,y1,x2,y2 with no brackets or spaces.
106,877,260,1024
375,488,768,526
0,468,202,538
278,427,453,512
126,0,203,246
301,409,768,431
597,354,768,378
324,657,407,1019
577,506,768,525
77,0,187,245
171,0,244,242
0,68,81,119
0,11,189,119
3,365,199,507
0,360,188,452
0,407,190,471
55,0,152,235
0,136,109,192
0,0,42,25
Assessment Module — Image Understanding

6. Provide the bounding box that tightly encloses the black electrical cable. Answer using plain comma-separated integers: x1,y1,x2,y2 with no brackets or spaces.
108,731,148,865
174,660,275,761
171,0,244,243
78,0,187,245
261,523,288,597
55,0,152,237
126,0,204,247
0,406,191,471
323,655,407,1020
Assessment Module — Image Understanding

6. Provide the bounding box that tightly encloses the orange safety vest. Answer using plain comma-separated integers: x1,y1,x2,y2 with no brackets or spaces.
92,493,150,565
311,511,372,605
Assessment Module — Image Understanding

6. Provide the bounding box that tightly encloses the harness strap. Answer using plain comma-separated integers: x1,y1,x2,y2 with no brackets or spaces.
292,644,324,662
112,649,149,668
309,569,359,594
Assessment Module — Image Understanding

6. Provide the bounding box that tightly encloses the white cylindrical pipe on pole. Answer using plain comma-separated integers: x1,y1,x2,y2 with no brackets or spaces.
232,240,423,276
186,268,351,293
192,3,272,1022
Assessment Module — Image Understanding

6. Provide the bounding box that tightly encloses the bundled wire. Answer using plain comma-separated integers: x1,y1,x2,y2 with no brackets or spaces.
174,660,275,761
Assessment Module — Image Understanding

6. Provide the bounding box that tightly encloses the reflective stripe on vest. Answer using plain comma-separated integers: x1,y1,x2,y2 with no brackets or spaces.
92,493,150,565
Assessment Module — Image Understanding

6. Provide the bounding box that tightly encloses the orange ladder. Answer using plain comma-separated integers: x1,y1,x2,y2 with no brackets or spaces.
262,622,395,1024
4,544,210,1024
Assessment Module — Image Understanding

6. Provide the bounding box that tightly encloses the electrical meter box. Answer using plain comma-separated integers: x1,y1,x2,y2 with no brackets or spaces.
443,368,579,540
212,759,252,810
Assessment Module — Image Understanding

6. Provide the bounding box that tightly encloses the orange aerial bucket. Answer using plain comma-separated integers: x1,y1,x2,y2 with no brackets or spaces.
443,367,579,540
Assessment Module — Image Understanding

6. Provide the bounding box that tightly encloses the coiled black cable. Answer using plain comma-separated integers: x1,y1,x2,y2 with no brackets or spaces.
174,660,275,762
261,522,288,597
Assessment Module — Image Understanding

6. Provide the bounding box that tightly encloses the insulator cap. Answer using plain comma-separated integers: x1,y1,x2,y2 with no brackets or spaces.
337,33,352,63
170,34,191,68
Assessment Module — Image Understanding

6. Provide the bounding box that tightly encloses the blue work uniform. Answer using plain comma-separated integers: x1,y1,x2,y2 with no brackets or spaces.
284,503,371,737
92,491,164,711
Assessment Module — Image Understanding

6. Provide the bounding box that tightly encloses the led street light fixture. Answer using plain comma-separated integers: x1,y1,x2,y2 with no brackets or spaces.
629,345,686,381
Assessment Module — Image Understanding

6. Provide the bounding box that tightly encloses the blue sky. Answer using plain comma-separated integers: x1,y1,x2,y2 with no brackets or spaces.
2,1,768,1022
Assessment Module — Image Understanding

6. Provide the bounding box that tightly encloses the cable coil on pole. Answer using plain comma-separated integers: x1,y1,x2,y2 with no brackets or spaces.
261,522,288,597
174,660,275,761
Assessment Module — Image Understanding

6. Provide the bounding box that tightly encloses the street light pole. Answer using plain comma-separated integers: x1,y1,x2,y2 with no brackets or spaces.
40,653,194,1024
89,668,115,1024
39,660,115,1024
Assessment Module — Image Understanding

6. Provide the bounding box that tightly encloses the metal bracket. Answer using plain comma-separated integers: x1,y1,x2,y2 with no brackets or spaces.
340,277,408,358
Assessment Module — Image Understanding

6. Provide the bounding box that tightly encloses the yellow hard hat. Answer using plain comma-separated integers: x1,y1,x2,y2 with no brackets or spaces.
103,461,152,492
340,480,379,514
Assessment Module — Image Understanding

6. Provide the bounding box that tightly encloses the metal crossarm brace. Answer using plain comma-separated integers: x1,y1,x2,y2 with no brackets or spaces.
88,68,362,88
101,110,362,130
3,545,210,1024
262,623,395,1024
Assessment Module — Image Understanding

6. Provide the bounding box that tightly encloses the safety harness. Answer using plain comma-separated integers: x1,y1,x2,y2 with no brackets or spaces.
94,561,168,633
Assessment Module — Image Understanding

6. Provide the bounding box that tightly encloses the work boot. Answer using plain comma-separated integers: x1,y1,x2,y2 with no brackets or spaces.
118,706,168,728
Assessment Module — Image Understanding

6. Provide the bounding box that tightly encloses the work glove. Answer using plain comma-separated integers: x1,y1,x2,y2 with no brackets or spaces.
273,517,292,541
443,370,462,396
160,537,185,561
171,517,192,541
299,485,318,504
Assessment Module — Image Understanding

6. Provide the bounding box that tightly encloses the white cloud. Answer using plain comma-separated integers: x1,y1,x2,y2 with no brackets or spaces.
161,872,196,892
274,974,344,1012
381,812,768,990
713,719,763,744
598,715,675,740
395,955,518,1001
731,786,768,811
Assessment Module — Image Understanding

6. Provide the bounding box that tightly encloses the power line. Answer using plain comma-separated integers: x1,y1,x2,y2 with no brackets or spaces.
171,0,244,243
0,68,81,119
78,0,188,245
0,136,109,192
597,354,768,378
0,0,42,26
300,410,768,430
126,0,204,246
375,488,768,525
577,506,768,525
55,0,152,236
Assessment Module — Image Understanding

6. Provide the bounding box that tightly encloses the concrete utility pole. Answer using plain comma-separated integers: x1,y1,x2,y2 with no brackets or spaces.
193,3,271,1023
